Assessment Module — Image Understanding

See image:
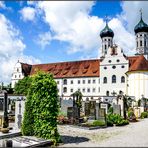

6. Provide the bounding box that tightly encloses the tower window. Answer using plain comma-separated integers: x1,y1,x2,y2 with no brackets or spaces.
108,39,110,41
103,77,107,84
106,91,109,96
105,45,107,50
112,75,116,83
104,67,107,70
137,41,138,47
117,59,120,62
121,76,125,83
140,40,142,46
112,65,116,69
145,40,146,46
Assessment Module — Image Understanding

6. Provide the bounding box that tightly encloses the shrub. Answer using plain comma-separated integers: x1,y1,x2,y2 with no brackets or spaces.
92,120,106,126
107,113,129,126
21,72,61,144
141,112,148,118
127,111,137,122
108,106,113,114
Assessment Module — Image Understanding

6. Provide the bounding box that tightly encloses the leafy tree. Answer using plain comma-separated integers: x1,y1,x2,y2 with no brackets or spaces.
21,71,60,144
14,76,32,96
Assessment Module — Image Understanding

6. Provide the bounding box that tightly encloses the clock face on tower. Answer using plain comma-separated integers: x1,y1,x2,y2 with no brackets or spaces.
139,49,144,54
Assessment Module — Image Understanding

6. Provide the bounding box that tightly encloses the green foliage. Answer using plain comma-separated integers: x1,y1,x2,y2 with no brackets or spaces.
21,90,34,136
21,72,60,144
141,112,148,118
107,113,129,126
72,90,83,108
108,106,113,114
92,120,106,126
14,76,32,96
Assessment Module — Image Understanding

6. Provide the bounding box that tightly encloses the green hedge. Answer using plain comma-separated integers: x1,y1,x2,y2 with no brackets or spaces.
107,113,129,126
21,72,61,144
141,112,148,118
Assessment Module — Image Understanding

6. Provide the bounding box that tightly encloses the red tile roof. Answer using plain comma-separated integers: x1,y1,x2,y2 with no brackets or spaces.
30,59,100,78
20,55,148,78
128,55,148,72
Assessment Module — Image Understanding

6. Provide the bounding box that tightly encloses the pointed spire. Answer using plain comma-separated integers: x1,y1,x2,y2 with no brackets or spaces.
140,8,143,20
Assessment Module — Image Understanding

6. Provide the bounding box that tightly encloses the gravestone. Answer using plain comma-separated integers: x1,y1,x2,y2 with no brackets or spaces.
84,101,90,117
97,108,106,124
100,102,108,114
95,103,100,120
113,103,121,115
61,99,73,116
88,100,96,120
15,99,25,130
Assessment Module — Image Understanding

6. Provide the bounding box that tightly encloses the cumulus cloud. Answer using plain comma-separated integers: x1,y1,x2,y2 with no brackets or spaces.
120,1,148,32
20,6,36,21
37,31,52,49
0,13,40,84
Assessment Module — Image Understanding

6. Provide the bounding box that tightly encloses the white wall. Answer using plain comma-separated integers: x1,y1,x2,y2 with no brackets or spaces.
55,77,100,100
127,72,148,101
100,46,128,96
11,62,24,88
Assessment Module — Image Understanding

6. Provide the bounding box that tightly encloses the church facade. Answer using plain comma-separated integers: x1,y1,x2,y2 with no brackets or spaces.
11,13,148,102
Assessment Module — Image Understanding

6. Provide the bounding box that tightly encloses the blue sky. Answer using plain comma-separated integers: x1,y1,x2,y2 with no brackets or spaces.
0,1,148,83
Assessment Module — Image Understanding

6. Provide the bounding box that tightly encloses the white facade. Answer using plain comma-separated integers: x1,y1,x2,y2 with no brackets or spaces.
100,45,129,97
127,71,148,100
11,61,24,88
55,77,100,100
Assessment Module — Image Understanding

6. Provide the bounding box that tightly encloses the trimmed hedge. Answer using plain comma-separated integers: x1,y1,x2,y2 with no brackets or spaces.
141,112,148,118
21,72,61,144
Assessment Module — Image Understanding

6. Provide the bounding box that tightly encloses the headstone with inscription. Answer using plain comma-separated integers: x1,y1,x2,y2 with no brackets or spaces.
113,103,121,115
84,101,90,117
98,108,106,123
88,100,96,120
100,103,108,114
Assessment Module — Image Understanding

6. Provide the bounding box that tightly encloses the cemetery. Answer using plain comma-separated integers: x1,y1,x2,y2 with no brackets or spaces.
0,73,148,147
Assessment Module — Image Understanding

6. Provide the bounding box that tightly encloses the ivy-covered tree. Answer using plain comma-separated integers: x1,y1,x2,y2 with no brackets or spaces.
14,76,32,96
21,71,60,144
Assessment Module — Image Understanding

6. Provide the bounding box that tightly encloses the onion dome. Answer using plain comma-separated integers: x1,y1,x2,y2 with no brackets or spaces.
134,10,148,34
100,22,114,38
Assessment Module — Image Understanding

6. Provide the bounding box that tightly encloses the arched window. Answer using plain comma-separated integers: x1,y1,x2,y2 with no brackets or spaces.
121,76,125,83
106,91,109,96
63,87,67,93
112,75,116,83
105,45,107,50
63,79,67,85
140,40,142,46
103,77,107,84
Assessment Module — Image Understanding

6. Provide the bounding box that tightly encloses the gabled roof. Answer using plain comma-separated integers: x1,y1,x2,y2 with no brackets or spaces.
30,59,100,78
128,55,148,72
20,63,32,76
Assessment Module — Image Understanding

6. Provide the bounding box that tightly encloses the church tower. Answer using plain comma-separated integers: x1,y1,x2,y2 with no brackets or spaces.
134,10,148,59
100,20,114,57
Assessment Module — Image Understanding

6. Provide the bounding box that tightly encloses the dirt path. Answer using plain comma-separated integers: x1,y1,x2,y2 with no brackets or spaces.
58,118,148,147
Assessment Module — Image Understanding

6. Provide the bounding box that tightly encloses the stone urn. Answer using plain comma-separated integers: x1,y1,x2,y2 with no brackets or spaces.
1,128,9,133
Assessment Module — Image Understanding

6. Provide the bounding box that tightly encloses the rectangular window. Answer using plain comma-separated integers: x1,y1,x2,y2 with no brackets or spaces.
83,80,85,84
98,87,100,92
57,81,59,84
78,80,80,84
78,88,80,91
93,79,96,84
87,88,90,93
71,80,73,84
93,88,96,93
88,80,91,84
71,89,73,93
82,88,85,93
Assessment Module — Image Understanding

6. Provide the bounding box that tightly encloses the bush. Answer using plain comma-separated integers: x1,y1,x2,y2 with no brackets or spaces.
141,112,148,118
21,72,61,144
108,106,113,114
127,111,137,122
92,120,106,126
107,113,129,126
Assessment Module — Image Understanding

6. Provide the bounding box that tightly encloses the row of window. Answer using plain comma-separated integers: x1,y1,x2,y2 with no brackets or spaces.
136,40,147,47
62,79,97,85
103,76,125,84
63,87,100,93
12,74,21,78
104,65,125,70
108,59,120,63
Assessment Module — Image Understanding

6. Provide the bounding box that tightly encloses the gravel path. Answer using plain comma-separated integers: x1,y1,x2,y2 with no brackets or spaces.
58,118,148,147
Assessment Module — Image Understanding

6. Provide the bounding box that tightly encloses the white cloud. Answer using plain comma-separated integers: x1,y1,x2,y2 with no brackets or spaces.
37,32,52,49
0,13,40,84
120,1,148,32
20,7,36,21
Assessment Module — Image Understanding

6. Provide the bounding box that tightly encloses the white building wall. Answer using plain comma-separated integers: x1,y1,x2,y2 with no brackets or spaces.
11,62,24,88
55,77,100,100
100,46,128,96
127,72,148,101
